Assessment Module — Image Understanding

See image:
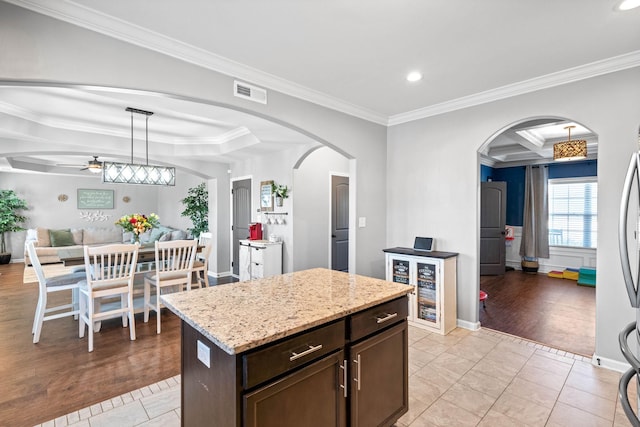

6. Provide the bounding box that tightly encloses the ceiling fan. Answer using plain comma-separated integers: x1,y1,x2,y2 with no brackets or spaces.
57,156,103,174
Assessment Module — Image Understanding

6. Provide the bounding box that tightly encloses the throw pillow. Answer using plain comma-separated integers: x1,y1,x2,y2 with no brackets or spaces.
170,230,187,240
49,229,75,247
36,227,51,247
149,227,167,242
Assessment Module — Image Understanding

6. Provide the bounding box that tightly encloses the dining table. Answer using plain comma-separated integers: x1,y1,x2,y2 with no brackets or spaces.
58,243,202,267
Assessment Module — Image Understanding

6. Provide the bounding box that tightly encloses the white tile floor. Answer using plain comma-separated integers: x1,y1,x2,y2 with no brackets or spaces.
36,326,636,427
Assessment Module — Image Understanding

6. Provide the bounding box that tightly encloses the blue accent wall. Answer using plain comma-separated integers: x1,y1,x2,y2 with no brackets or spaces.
480,164,493,182
488,160,597,227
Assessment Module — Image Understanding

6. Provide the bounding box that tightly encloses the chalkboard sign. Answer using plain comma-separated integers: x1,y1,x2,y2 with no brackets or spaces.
391,259,410,284
77,189,114,209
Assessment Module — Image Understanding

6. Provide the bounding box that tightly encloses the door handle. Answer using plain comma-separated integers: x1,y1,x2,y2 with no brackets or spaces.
620,153,640,307
353,354,361,391
619,322,640,370
339,359,348,398
332,234,336,238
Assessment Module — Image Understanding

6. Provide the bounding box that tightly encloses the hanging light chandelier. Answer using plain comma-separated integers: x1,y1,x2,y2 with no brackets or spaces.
102,107,176,186
553,125,587,162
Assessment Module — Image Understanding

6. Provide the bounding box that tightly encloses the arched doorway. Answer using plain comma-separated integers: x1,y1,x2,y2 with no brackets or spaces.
477,117,598,356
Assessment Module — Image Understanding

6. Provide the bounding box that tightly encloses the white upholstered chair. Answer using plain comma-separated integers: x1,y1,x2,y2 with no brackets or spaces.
27,241,85,344
191,232,213,289
78,243,139,352
144,238,198,334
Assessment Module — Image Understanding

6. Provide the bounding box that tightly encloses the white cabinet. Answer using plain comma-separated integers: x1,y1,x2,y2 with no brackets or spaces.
384,248,458,335
239,240,283,281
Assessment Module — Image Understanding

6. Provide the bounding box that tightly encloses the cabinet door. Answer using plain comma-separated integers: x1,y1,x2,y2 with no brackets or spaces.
239,244,251,281
243,350,346,427
415,260,440,329
350,321,408,427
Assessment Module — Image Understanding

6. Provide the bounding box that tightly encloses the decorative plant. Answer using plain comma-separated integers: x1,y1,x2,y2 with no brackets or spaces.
271,183,289,199
181,182,209,238
0,189,29,256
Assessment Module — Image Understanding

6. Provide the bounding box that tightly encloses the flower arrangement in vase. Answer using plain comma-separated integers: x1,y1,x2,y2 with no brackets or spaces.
115,213,160,243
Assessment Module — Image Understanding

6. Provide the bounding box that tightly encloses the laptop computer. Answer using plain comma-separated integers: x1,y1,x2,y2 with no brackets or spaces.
413,237,434,252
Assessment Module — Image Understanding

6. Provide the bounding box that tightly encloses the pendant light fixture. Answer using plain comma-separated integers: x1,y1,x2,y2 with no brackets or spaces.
553,125,587,162
102,107,176,186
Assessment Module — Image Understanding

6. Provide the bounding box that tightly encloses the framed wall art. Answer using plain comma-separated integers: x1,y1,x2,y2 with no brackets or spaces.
77,188,114,209
260,180,274,212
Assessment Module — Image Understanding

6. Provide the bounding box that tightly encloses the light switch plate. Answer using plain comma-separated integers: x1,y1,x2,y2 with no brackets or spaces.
358,217,366,227
197,340,211,368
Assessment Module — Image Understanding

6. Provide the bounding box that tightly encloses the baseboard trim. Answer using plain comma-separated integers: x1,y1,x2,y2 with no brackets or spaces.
209,270,232,278
592,353,630,373
457,319,481,331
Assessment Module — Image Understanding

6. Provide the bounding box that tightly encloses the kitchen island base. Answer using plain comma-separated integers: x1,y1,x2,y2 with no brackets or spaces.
180,297,408,427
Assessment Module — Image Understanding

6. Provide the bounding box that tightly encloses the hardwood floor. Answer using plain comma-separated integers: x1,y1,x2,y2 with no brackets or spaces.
479,269,596,357
0,262,235,426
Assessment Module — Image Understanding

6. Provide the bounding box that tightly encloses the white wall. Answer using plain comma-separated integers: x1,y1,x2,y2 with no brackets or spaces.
505,226,597,272
231,143,317,273
387,67,640,365
293,147,350,271
0,3,388,279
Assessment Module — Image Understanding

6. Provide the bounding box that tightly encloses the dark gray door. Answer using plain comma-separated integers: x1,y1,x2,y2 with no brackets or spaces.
331,175,349,271
480,181,507,275
232,178,251,276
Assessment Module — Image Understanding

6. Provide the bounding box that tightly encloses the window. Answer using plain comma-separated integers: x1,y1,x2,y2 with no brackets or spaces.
548,178,597,248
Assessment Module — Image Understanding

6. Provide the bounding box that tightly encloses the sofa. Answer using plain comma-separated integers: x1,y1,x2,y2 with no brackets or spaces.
24,225,189,265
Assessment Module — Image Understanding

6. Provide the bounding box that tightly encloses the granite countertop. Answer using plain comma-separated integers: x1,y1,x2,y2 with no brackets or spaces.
161,268,413,355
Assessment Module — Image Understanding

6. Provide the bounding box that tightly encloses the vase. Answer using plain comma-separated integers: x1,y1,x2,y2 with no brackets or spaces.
275,196,283,207
131,234,140,244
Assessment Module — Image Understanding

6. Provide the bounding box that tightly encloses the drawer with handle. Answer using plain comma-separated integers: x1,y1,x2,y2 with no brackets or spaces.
349,296,408,342
243,319,345,389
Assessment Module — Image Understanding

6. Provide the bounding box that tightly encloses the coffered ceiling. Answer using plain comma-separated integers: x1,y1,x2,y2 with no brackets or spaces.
1,0,638,175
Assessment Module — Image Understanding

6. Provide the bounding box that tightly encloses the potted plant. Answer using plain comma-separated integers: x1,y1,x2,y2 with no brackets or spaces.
181,182,209,238
271,183,289,207
0,189,28,264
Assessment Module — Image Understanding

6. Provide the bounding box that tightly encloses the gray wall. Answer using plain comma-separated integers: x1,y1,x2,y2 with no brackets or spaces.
0,2,388,279
387,67,640,367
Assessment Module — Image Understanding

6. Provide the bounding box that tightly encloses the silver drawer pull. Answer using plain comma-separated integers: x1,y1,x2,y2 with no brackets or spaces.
376,312,398,324
289,344,323,361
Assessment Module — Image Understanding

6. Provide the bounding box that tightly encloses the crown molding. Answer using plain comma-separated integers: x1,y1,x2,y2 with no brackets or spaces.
388,50,640,126
7,1,640,128
5,0,388,125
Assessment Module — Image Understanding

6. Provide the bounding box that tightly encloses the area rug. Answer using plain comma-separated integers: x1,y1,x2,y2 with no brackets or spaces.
23,263,75,284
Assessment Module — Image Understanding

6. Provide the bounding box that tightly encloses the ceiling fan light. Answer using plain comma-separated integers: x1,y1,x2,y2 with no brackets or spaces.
87,164,102,173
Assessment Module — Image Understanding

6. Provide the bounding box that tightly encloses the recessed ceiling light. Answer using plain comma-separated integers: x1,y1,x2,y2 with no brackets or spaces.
615,0,640,10
406,71,422,82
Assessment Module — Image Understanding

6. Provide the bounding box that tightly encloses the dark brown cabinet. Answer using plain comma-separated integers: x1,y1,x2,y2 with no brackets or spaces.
181,295,409,427
349,322,408,427
244,350,347,427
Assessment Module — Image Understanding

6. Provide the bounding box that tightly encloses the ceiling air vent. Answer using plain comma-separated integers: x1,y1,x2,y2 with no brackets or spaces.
234,80,267,104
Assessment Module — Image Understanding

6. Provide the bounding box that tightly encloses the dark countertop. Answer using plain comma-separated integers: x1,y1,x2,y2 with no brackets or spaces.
383,247,459,259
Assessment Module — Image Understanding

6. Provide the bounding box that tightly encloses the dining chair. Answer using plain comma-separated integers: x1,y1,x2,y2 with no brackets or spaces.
191,232,213,289
27,241,86,344
78,243,139,352
144,238,198,334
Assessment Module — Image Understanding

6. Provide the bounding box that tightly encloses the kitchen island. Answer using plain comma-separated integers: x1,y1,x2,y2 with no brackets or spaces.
161,268,413,427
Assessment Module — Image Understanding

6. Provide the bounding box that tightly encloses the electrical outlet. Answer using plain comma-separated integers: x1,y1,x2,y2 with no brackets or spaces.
358,217,366,228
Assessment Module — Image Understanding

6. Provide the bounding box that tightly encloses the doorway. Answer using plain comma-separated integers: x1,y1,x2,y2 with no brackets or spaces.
331,175,349,271
478,117,598,356
231,178,251,277
480,181,506,275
